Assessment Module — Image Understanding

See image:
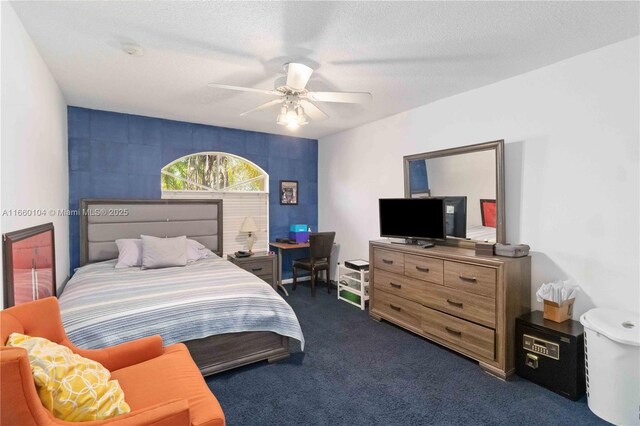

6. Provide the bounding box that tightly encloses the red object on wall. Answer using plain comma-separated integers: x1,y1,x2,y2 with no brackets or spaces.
480,199,497,228
3,223,56,308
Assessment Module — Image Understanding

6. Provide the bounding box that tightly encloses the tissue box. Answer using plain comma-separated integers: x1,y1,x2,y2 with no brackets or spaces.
289,231,309,243
543,298,575,323
289,224,308,232
494,243,530,257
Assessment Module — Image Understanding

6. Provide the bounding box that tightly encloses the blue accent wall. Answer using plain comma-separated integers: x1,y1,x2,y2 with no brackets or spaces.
68,107,318,278
409,160,429,194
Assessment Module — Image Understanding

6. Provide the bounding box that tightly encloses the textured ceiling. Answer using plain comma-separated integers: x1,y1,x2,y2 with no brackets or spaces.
11,1,639,139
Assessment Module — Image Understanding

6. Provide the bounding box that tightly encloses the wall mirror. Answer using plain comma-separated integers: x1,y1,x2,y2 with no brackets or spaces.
403,140,505,247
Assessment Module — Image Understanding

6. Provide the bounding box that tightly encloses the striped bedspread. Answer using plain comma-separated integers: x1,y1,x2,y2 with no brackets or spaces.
58,258,304,351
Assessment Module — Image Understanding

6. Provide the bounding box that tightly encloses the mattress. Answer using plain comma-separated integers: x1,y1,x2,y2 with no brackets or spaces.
58,257,304,351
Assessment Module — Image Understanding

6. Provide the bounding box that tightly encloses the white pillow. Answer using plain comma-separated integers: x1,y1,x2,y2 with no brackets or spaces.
115,239,143,268
186,239,217,262
141,235,187,269
115,237,216,268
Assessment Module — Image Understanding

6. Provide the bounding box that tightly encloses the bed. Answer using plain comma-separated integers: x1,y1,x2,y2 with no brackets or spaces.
465,224,497,242
59,199,304,376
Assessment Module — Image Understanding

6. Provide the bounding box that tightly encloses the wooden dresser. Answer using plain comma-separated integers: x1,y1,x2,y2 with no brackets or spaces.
369,240,531,379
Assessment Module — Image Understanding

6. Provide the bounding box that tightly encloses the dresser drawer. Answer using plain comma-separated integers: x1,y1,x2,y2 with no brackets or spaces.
404,254,444,285
422,307,495,360
373,289,423,330
373,269,428,304
373,249,404,274
240,260,273,276
422,284,496,328
444,261,496,298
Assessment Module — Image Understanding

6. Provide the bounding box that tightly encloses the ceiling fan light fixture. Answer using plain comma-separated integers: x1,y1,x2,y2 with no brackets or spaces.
284,105,302,129
285,108,298,122
276,105,288,125
295,105,308,126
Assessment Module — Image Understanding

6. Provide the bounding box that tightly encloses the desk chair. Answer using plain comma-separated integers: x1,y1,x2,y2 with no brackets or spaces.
292,232,335,297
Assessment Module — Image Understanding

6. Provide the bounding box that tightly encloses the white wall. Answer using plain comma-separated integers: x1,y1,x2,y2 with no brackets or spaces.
1,2,69,307
319,37,639,318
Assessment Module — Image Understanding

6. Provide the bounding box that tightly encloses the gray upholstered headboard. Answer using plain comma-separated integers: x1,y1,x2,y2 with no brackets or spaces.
80,199,223,266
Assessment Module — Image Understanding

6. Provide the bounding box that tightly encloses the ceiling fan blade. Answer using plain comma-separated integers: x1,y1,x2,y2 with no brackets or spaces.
306,91,372,104
239,99,283,116
300,100,328,121
208,83,281,96
286,63,314,90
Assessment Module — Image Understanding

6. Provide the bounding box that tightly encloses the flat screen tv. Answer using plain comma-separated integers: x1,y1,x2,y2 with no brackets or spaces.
379,198,446,241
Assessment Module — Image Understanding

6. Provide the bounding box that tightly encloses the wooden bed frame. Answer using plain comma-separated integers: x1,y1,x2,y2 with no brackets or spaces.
79,199,290,376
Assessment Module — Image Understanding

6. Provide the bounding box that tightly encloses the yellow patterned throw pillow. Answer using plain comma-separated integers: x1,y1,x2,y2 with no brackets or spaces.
7,333,130,422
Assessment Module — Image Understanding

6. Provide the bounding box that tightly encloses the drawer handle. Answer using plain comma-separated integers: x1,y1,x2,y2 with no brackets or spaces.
459,274,477,282
382,259,394,265
251,267,263,272
390,282,402,289
415,266,430,273
445,326,462,336
389,304,402,311
446,299,464,308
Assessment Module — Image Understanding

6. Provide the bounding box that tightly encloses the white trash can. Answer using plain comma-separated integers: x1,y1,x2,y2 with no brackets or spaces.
580,308,640,425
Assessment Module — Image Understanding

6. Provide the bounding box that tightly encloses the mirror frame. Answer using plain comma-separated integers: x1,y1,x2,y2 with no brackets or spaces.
403,139,505,248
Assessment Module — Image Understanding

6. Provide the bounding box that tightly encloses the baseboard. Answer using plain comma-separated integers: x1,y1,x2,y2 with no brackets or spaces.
281,277,337,287
281,277,310,284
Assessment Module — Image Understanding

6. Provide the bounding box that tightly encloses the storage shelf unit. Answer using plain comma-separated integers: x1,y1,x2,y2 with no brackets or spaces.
337,264,369,310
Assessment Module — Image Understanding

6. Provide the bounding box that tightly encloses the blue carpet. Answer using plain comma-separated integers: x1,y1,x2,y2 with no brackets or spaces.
206,283,606,425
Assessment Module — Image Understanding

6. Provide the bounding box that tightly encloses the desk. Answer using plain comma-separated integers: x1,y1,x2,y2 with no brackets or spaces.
269,242,310,296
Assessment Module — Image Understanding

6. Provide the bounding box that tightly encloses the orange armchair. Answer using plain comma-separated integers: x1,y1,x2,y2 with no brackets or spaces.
1,297,225,426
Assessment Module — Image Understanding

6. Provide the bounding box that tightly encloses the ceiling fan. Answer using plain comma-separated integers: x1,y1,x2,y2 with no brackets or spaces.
208,63,372,130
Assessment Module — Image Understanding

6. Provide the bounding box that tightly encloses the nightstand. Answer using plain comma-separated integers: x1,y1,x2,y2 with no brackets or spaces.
227,251,277,290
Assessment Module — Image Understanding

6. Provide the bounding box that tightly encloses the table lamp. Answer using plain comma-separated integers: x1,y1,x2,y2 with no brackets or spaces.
240,216,258,253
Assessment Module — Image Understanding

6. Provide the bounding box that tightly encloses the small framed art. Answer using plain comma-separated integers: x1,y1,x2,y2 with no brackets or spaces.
280,180,299,205
3,222,56,308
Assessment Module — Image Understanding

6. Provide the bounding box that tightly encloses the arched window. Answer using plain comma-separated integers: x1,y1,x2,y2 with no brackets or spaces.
161,152,269,255
161,152,267,193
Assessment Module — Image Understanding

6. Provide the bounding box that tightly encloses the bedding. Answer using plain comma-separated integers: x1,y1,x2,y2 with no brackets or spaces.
115,239,142,268
140,235,187,269
59,257,304,352
115,238,217,269
186,238,218,262
466,224,497,242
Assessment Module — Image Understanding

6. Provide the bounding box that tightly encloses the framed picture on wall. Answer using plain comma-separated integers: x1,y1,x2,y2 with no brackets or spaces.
280,180,299,205
3,223,56,309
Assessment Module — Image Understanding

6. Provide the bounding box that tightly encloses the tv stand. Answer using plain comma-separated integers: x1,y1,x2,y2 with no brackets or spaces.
369,240,531,379
390,238,435,248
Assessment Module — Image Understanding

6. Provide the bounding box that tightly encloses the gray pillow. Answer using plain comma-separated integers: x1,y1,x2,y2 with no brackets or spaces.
141,235,187,269
115,239,143,268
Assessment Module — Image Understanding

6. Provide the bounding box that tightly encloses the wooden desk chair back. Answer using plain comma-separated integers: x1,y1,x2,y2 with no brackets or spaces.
292,232,336,297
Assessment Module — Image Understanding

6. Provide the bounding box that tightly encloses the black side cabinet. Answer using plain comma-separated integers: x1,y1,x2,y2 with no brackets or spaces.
515,311,585,400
